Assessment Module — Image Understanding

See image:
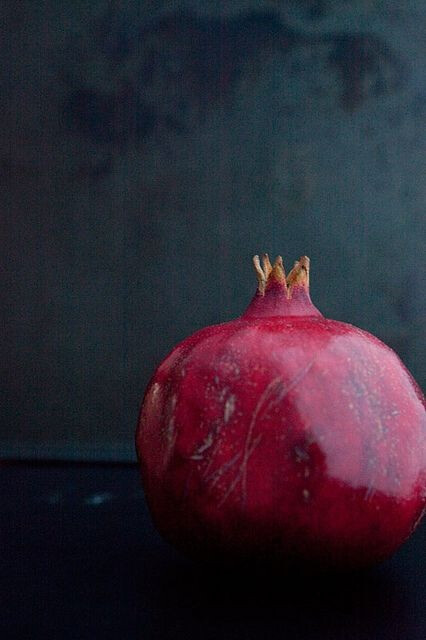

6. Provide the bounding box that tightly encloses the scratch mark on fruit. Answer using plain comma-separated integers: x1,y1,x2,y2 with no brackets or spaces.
151,382,161,399
190,431,214,460
205,450,242,489
191,417,224,466
275,360,316,407
224,394,236,423
166,415,175,440
165,416,177,457
201,437,223,477
240,360,315,504
163,394,178,466
218,434,262,507
240,377,282,504
364,478,376,502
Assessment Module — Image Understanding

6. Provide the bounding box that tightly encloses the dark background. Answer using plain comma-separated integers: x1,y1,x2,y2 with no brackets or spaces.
1,1,425,461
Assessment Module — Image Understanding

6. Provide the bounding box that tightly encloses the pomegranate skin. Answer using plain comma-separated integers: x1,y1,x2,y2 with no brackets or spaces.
136,257,426,568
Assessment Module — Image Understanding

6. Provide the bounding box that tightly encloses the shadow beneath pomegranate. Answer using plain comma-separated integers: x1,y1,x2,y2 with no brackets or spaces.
136,548,415,640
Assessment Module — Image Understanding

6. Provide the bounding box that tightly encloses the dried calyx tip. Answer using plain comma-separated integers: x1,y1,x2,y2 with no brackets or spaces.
270,255,286,285
253,255,266,294
287,256,310,290
261,253,272,278
252,253,310,296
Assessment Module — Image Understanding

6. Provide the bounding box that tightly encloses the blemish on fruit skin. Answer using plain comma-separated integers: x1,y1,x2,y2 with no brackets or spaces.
190,432,214,460
151,382,161,398
161,393,178,465
217,432,263,508
303,489,310,502
294,445,310,462
166,416,175,444
224,394,236,423
205,451,242,490
219,386,230,402
364,481,376,501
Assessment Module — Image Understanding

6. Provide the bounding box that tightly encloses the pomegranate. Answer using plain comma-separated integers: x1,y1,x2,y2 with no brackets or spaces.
136,255,425,568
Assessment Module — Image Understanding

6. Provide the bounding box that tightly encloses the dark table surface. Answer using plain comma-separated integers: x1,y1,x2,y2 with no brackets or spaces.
1,462,425,640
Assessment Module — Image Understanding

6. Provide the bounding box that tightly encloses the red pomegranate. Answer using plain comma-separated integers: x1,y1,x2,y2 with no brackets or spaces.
136,255,425,568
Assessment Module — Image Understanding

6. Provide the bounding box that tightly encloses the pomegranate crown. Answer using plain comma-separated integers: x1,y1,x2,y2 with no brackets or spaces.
243,253,321,318
253,254,310,297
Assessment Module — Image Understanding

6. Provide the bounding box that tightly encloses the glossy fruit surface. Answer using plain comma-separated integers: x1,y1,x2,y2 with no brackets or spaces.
136,255,426,568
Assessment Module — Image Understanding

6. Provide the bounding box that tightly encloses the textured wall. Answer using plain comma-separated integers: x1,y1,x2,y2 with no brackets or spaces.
1,1,425,460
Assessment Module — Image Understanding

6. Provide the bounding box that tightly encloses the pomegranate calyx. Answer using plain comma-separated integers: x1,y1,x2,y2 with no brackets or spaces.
243,254,321,318
252,254,310,299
